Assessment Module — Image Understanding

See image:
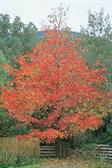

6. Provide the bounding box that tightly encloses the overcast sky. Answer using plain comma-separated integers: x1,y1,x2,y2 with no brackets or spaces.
0,0,112,32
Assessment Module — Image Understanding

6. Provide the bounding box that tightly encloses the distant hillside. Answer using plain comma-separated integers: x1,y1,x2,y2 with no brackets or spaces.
71,31,78,36
37,31,78,39
37,31,45,38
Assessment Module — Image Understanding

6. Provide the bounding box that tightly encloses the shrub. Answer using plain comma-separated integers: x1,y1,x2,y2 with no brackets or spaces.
0,163,9,168
96,120,112,145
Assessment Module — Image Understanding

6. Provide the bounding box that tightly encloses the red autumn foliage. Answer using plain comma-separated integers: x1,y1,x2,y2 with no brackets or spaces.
1,29,111,143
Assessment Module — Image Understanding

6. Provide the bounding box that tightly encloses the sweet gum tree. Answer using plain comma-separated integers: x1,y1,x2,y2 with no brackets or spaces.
1,5,112,143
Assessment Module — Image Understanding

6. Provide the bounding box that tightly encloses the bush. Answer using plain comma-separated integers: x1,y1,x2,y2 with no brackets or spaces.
96,120,112,145
9,125,30,136
72,131,94,148
0,163,8,168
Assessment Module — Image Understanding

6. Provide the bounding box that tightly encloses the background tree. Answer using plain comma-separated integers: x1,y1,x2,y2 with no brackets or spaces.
80,8,112,88
79,8,112,145
22,22,38,52
0,14,38,65
9,16,24,60
80,8,112,39
0,14,38,137
0,50,9,93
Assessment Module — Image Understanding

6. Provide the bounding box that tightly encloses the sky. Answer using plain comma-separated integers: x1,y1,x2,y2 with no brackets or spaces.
0,0,112,32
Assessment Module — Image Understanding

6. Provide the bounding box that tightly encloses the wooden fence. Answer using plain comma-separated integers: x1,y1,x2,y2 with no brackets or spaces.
0,137,40,157
40,145,56,157
96,144,112,160
0,137,71,158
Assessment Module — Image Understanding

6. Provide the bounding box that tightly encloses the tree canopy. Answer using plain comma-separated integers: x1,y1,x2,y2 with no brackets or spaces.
1,28,111,142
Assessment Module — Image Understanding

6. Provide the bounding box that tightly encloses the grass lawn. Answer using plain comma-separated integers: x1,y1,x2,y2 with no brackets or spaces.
9,154,112,168
9,159,112,168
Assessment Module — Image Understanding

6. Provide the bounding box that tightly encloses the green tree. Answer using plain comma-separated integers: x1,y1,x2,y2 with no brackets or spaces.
0,14,38,137
0,14,10,38
9,16,24,58
80,8,112,39
0,50,9,92
80,8,112,87
0,51,12,137
0,14,11,63
0,14,38,65
79,9,112,145
22,22,38,52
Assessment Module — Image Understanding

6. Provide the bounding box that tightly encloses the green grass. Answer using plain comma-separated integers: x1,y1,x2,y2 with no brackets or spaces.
9,158,112,168
8,154,112,168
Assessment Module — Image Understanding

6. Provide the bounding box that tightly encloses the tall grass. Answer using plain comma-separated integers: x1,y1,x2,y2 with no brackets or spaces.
0,150,39,167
